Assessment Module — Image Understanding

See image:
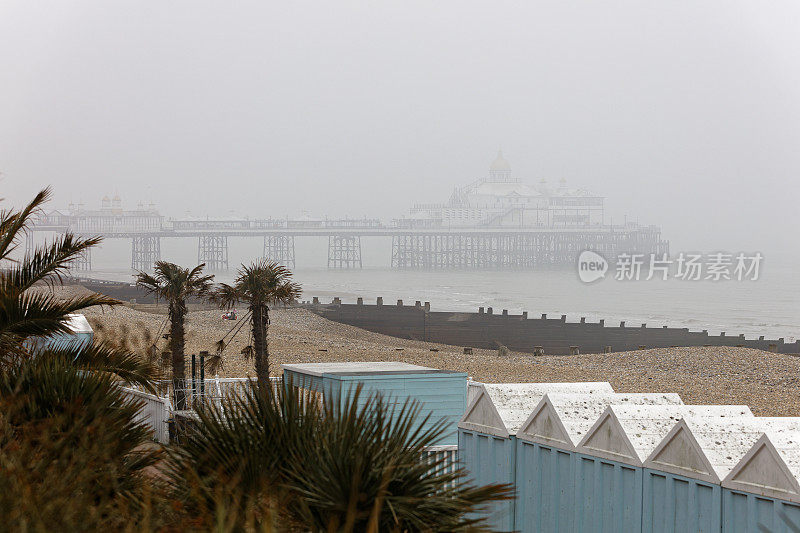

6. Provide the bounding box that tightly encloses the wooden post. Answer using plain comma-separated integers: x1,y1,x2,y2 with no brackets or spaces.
191,353,196,404
199,351,207,400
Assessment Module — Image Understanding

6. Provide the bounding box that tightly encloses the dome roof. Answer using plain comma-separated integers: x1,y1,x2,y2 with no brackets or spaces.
490,150,511,172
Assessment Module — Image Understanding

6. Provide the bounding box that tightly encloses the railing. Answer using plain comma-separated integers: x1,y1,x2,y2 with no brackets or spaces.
120,386,170,444
422,445,459,489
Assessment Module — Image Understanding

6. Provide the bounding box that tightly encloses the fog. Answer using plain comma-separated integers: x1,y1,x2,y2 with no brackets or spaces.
2,1,799,257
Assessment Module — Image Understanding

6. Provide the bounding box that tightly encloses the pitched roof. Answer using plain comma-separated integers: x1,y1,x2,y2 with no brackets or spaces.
458,382,613,438
646,416,800,483
578,404,753,467
518,392,683,451
723,418,800,503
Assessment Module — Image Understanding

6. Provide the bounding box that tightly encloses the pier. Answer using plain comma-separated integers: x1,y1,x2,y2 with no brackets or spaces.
29,209,666,272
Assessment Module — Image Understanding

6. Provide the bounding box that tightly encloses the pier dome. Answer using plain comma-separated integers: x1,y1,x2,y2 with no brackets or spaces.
490,150,511,172
488,150,514,182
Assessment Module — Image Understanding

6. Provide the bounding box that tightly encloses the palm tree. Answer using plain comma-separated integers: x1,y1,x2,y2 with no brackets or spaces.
212,260,300,386
0,188,157,388
167,381,512,531
136,261,214,409
0,356,163,530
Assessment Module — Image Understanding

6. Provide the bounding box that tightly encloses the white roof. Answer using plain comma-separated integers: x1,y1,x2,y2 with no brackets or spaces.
458,382,614,438
723,418,800,503
470,182,541,198
578,404,753,467
282,362,434,377
518,393,683,451
64,313,92,334
646,416,800,484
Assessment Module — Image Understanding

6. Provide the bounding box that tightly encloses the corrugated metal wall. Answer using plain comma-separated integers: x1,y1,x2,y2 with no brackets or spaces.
573,453,643,533
723,490,800,533
515,441,574,533
459,429,516,532
643,469,720,533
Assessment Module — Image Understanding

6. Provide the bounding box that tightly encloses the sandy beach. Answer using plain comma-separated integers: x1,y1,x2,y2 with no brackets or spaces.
58,285,800,417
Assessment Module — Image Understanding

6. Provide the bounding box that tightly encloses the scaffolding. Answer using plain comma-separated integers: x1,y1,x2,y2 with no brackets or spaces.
328,235,362,269
198,234,229,271
263,235,296,269
131,235,161,272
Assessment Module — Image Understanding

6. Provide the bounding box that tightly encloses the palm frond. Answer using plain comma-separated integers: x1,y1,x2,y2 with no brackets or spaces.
205,353,224,374
0,187,51,263
240,345,254,361
166,381,511,530
44,341,161,391
0,290,119,341
210,283,241,309
7,233,103,290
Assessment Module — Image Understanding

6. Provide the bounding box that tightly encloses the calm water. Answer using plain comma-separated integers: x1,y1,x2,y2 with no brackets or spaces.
91,263,799,342
84,237,799,342
293,266,799,342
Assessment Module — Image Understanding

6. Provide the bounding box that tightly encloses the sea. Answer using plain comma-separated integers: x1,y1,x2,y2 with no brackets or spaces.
84,235,800,342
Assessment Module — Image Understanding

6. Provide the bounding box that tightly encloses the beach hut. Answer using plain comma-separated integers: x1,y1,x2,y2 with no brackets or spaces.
578,404,752,533
515,392,683,533
643,416,800,533
27,313,94,353
281,362,467,445
458,382,614,532
722,419,800,533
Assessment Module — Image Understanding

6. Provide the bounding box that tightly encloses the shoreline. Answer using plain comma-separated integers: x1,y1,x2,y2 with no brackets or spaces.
69,270,800,341
51,284,800,417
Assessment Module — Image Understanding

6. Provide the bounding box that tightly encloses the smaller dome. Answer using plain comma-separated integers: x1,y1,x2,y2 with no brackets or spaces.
490,150,511,172
102,195,110,201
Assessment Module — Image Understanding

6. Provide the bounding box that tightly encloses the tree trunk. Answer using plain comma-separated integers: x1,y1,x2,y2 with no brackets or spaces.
252,303,270,390
170,299,187,410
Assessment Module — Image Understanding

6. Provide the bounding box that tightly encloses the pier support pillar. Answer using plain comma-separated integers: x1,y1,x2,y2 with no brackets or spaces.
198,234,228,271
263,234,296,269
24,230,35,257
328,234,362,269
131,235,161,272
72,248,92,271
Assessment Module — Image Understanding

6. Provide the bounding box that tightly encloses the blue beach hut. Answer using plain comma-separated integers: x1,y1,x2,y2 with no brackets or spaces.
28,313,94,353
515,392,683,533
578,404,753,533
643,416,800,533
458,382,614,532
722,419,800,533
281,362,467,445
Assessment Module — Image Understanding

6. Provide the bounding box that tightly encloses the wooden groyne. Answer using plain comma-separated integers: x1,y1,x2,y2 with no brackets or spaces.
305,298,800,355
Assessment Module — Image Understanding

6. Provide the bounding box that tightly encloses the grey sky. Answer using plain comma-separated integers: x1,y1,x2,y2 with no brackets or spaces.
1,1,799,255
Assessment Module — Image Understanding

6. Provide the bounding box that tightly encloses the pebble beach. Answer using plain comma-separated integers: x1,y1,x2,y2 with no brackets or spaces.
58,285,800,417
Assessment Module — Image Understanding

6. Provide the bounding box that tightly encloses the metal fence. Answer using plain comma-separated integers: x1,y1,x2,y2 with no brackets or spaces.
126,377,281,409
